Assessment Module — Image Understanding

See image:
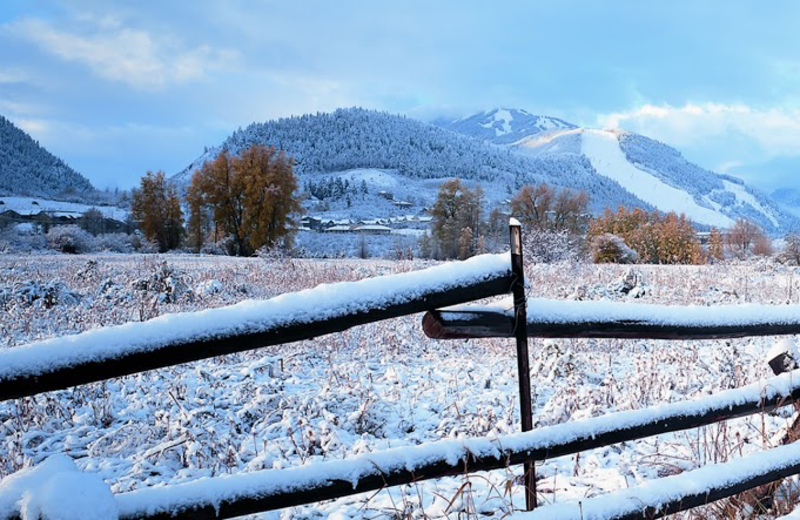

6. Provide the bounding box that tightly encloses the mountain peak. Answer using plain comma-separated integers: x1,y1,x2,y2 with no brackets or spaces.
435,108,577,145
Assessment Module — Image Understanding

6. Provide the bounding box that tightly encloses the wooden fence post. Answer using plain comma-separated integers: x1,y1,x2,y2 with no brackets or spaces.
510,218,536,510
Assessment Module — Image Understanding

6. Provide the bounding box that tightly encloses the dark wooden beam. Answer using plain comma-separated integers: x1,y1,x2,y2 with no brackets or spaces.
0,275,512,402
109,375,800,520
423,308,800,340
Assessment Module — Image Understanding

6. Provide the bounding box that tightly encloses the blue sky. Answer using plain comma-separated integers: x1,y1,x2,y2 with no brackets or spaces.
1,0,799,192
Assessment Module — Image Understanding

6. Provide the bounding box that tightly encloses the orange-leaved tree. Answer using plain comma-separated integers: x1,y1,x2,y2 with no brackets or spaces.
588,207,705,264
131,170,184,252
187,144,301,256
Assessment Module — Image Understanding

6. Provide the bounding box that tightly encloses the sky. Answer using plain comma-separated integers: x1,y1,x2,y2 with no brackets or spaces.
1,0,800,192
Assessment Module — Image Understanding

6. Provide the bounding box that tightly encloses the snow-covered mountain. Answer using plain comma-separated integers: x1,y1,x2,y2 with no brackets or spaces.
434,108,576,145
174,107,797,232
173,108,645,214
511,127,791,230
0,114,96,201
772,188,800,219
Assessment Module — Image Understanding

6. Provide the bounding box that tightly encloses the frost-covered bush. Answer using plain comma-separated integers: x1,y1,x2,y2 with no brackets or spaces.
0,228,47,253
46,225,94,254
200,241,227,255
590,233,638,264
4,281,81,308
95,233,134,253
131,260,194,303
128,231,159,253
523,229,584,264
777,234,800,266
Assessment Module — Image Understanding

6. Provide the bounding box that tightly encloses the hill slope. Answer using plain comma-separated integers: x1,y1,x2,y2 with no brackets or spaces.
772,188,800,219
0,115,96,200
512,127,792,231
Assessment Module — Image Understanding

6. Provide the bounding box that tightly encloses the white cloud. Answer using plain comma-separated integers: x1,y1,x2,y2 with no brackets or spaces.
14,118,50,135
0,68,28,84
597,102,800,157
4,17,237,89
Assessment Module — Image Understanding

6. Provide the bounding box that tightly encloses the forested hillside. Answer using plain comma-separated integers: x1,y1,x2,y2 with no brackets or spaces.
173,108,648,213
0,115,96,200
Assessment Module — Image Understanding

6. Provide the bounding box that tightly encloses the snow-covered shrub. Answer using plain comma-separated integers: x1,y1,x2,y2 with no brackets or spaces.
609,267,648,298
778,234,800,266
46,225,94,254
196,279,223,297
590,233,638,264
130,231,158,253
9,281,81,308
200,241,227,255
95,233,134,253
131,260,194,303
523,229,584,264
0,228,47,253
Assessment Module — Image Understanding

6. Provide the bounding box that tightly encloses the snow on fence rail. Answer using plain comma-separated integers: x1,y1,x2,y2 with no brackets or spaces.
510,440,800,520
423,297,800,340
0,253,513,401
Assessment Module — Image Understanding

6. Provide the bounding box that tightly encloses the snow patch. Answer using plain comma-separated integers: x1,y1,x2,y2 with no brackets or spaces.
0,197,128,221
0,455,117,520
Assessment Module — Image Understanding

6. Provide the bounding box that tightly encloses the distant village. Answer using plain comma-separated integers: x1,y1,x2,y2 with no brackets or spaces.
299,214,432,236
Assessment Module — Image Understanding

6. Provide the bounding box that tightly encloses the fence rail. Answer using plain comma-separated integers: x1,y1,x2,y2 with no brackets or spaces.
0,254,512,401
517,440,800,520
423,298,800,340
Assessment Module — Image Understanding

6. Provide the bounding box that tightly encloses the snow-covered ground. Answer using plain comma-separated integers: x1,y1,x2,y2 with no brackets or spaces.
1,254,800,518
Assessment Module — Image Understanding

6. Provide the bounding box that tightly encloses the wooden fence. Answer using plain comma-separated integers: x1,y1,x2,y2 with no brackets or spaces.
4,222,800,519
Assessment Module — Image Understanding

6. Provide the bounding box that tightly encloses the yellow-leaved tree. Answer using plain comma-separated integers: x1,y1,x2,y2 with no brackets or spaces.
131,170,184,252
187,144,301,256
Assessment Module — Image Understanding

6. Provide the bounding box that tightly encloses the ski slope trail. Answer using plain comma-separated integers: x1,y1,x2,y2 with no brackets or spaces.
581,129,735,228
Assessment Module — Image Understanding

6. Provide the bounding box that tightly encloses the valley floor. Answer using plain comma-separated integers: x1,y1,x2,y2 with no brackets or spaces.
1,254,800,518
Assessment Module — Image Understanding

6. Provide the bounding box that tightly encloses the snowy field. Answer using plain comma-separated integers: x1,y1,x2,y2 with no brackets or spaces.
2,253,800,518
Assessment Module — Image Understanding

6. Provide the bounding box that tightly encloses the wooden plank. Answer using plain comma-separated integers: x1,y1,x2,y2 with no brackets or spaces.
423,307,800,340
0,275,512,401
104,374,800,520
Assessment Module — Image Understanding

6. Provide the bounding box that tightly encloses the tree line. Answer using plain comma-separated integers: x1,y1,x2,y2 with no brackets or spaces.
421,178,789,265
126,141,789,263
